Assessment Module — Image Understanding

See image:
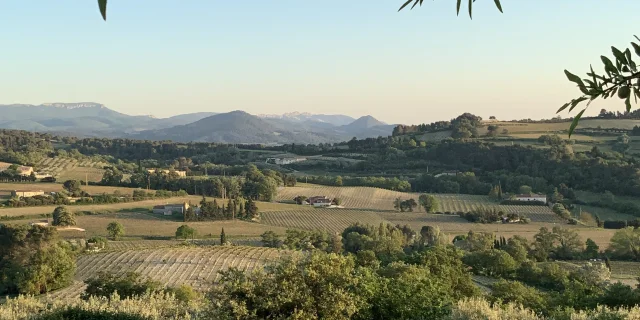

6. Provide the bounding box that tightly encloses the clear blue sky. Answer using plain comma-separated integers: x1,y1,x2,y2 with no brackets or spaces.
1,1,639,124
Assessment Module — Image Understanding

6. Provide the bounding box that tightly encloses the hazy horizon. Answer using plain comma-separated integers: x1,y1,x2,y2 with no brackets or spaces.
2,1,639,125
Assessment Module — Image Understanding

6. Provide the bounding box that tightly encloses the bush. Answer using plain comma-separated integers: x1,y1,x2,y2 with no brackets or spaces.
0,293,203,320
462,249,518,277
32,308,151,320
87,236,108,251
82,272,163,300
449,298,541,320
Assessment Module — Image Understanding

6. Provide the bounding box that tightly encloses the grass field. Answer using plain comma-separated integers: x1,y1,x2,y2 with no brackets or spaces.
46,246,286,299
276,186,560,222
414,119,638,144
8,209,289,239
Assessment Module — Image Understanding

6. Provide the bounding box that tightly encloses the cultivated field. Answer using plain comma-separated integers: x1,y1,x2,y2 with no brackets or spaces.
47,246,287,299
37,157,109,182
276,186,560,222
8,211,289,239
0,196,203,218
0,182,145,196
260,208,390,234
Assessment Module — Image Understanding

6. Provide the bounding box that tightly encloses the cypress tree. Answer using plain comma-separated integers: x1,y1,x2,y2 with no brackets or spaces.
220,227,227,245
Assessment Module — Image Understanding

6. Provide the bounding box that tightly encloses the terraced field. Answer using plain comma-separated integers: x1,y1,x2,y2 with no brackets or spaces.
47,246,286,299
37,157,109,182
260,209,390,234
276,186,560,222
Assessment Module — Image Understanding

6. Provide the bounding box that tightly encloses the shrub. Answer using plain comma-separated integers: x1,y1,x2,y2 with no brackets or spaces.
32,308,151,320
87,236,108,251
449,298,541,320
82,272,163,300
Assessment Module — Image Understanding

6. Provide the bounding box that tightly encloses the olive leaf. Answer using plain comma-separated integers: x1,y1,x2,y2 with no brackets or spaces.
98,0,107,21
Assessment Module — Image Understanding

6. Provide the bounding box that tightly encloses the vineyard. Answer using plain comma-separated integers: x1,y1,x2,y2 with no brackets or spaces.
47,246,286,299
276,186,560,222
37,157,109,182
260,209,390,234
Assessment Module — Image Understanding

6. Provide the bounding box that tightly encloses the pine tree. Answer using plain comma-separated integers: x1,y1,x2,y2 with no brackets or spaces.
220,227,227,245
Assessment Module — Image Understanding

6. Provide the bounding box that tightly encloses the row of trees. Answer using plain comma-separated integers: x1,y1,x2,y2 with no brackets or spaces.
184,197,258,222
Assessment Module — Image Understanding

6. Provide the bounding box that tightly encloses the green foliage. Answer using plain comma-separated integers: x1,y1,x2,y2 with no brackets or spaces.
52,206,76,227
459,207,515,223
101,166,124,186
458,231,495,252
489,280,548,312
418,194,439,213
341,223,406,263
607,227,640,260
394,198,417,212
418,225,447,247
165,284,200,303
462,249,518,277
175,225,196,240
63,179,82,194
560,38,640,136
552,203,571,220
107,221,125,240
220,227,227,245
208,253,372,319
98,0,107,20
0,224,76,295
87,236,108,250
519,185,533,195
33,308,151,320
0,292,203,320
450,113,482,139
503,236,530,264
83,272,163,300
260,231,282,248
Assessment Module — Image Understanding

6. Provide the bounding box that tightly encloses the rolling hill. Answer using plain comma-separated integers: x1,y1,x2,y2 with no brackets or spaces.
133,111,345,144
0,103,395,143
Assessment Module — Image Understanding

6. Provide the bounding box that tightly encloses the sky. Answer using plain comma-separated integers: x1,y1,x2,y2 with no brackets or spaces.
1,1,639,125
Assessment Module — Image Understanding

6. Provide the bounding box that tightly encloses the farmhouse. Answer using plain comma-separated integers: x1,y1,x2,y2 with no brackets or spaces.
147,169,187,177
308,196,332,207
153,202,190,215
514,194,547,203
30,221,49,227
11,190,45,198
434,171,460,178
265,157,307,165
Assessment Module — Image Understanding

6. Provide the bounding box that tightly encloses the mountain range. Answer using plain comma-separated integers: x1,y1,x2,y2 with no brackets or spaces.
0,103,395,144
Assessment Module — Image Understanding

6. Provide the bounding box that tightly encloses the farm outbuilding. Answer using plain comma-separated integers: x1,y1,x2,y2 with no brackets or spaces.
514,194,547,203
11,190,45,198
308,196,333,207
153,202,190,215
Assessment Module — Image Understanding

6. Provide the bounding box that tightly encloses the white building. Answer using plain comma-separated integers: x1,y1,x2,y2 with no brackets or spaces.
514,194,547,203
265,157,307,165
153,202,190,215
